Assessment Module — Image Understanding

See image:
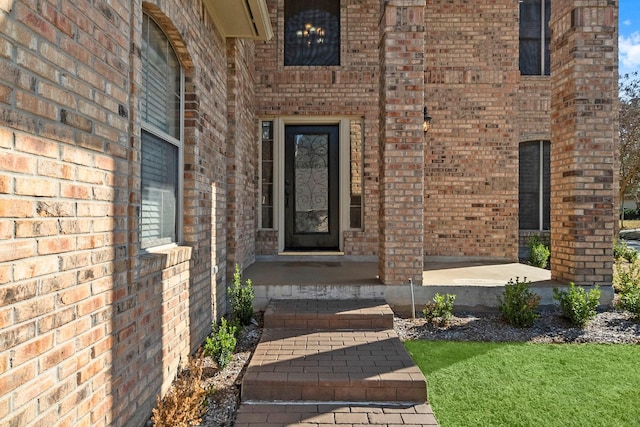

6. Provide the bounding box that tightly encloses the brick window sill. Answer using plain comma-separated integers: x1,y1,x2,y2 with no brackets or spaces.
139,245,193,276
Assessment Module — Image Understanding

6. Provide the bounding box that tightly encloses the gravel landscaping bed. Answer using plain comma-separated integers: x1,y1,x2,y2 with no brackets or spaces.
394,309,640,344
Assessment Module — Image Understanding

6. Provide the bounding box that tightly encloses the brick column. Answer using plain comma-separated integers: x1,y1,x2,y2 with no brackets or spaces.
378,0,426,285
549,0,618,286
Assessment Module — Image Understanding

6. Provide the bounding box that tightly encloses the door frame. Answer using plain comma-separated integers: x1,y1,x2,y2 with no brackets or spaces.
267,116,354,253
284,124,340,250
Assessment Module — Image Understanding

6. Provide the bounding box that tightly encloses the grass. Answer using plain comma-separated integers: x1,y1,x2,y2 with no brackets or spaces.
620,219,640,230
405,341,640,427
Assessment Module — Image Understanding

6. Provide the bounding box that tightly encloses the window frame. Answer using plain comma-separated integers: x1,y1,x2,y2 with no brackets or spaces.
257,117,364,251
519,140,550,231
519,0,551,76
259,120,275,230
140,12,185,250
283,0,341,67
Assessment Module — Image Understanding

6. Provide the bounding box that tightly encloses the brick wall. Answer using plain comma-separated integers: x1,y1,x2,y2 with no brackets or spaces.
549,0,618,286
423,0,520,261
226,38,258,276
378,0,426,285
0,0,232,425
518,77,552,142
0,0,131,424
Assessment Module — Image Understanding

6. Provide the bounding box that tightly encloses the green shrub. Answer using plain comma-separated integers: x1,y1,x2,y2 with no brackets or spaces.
622,207,640,220
553,283,600,327
614,259,640,293
203,317,237,369
527,236,550,269
423,293,456,326
615,259,640,320
498,277,541,328
614,239,638,263
228,264,254,326
227,317,242,338
618,286,640,320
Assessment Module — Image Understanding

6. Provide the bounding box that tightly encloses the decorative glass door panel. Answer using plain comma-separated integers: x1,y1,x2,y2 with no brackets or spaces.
285,125,339,250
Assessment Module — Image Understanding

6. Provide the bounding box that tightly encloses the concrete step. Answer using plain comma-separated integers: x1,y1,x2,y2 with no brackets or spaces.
241,328,427,403
263,299,394,330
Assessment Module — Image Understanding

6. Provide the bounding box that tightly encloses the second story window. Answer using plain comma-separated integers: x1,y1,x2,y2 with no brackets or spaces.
284,0,340,66
519,0,551,76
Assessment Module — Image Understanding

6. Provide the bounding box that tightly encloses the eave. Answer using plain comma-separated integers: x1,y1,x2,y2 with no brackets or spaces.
203,0,273,41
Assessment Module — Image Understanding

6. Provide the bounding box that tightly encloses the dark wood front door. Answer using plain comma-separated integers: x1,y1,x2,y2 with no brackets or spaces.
284,125,340,250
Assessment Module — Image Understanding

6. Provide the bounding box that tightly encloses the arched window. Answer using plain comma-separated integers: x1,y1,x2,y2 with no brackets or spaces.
519,140,550,230
140,13,183,249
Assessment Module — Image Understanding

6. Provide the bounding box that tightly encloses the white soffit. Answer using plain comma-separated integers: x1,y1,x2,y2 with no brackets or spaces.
204,0,273,41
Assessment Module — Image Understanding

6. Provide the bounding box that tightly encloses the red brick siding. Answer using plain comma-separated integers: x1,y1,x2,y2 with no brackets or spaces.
549,0,617,285
0,0,231,425
227,39,258,275
518,77,552,142
378,0,426,284
1,1,131,425
424,0,520,260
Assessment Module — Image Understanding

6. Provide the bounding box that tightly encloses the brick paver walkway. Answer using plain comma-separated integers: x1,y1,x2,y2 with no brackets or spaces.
235,402,439,426
236,299,440,426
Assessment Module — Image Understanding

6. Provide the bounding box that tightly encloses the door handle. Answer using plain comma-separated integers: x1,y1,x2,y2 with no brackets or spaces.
285,180,291,208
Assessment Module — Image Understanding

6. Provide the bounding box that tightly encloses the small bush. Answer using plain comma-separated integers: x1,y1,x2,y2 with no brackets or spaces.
614,259,640,293
553,283,600,327
527,236,550,269
621,207,640,220
615,259,640,320
152,350,206,427
498,277,541,328
423,293,456,326
228,264,254,326
203,317,237,369
614,239,638,263
618,286,640,320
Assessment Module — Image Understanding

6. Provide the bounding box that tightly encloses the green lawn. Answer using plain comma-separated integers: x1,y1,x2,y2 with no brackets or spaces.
405,341,640,427
620,219,640,230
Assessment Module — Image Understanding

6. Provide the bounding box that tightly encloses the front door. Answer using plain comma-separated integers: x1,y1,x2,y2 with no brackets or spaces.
284,125,340,250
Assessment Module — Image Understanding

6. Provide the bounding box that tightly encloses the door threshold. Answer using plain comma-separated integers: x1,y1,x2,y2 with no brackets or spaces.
279,251,345,256
255,253,377,263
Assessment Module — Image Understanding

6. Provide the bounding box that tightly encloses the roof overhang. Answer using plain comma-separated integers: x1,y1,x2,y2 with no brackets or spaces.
203,0,273,41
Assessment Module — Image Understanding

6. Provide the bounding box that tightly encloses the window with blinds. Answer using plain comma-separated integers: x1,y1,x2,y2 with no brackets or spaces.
519,141,550,230
140,13,183,249
519,0,551,76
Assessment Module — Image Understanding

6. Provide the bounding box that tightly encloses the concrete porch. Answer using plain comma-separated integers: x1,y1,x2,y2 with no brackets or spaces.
243,258,614,315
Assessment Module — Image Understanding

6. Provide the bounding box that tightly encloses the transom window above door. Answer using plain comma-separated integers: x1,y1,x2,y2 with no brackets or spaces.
284,0,340,66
